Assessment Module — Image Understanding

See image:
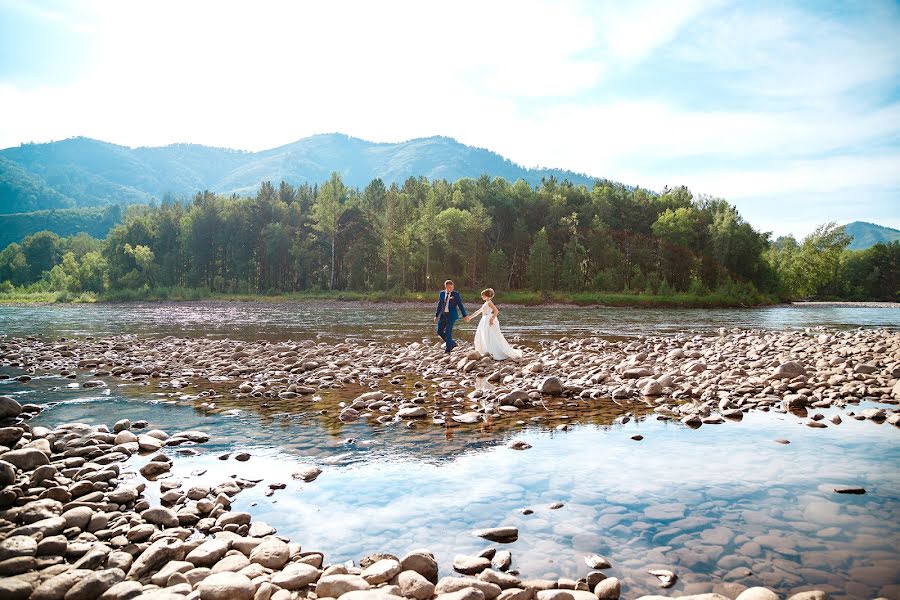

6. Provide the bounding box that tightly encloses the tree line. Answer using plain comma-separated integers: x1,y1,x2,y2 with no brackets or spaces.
0,173,896,302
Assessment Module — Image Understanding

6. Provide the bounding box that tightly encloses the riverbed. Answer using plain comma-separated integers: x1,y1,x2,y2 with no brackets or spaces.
1,302,898,599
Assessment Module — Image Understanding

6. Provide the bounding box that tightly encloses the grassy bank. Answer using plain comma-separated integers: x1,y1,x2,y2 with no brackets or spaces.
0,286,780,308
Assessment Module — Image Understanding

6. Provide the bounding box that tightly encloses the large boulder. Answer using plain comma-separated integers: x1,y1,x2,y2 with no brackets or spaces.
538,377,564,396
270,562,320,590
0,396,22,420
249,537,290,569
0,448,49,470
772,361,807,379
198,572,255,600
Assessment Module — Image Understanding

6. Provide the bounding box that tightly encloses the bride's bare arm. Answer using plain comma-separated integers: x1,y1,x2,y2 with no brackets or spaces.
469,307,483,319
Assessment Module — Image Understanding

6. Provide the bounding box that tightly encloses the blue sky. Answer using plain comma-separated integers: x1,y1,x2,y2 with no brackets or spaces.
1,0,898,238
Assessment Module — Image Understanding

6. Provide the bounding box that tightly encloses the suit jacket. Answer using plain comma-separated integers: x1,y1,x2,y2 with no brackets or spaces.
435,290,467,320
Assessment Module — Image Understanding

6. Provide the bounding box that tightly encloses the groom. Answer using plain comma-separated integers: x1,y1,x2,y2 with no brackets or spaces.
434,279,469,353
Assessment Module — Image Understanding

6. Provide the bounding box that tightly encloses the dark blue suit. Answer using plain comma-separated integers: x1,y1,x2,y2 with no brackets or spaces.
435,290,467,353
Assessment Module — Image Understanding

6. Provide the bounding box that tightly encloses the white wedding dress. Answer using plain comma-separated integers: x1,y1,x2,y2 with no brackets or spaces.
473,302,522,360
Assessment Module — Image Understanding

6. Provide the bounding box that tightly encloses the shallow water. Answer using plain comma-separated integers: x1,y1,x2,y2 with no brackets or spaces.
1,302,899,598
0,301,898,342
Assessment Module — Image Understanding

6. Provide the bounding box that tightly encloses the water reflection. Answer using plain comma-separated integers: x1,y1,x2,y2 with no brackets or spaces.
4,365,899,599
1,301,898,342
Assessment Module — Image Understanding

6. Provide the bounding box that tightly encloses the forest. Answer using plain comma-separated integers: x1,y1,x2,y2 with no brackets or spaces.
0,173,896,304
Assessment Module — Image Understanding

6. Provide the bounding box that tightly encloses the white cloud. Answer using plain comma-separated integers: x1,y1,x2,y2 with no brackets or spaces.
0,0,898,236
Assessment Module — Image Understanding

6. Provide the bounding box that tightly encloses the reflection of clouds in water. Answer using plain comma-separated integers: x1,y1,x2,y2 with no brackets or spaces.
9,364,900,596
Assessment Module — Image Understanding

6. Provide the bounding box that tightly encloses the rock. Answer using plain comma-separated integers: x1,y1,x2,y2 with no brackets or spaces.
315,574,371,598
128,538,184,580
453,555,492,575
398,407,428,418
362,558,403,584
437,589,486,600
397,570,435,600
583,554,611,570
833,487,865,495
786,592,826,600
492,550,512,572
249,537,290,569
186,539,230,567
98,580,142,600
0,536,37,561
198,571,256,600
0,396,22,419
36,535,67,557
473,527,518,543
10,515,66,538
210,552,251,573
340,591,407,600
139,461,171,478
0,459,15,485
270,562,320,590
0,426,23,446
594,578,620,600
401,550,439,583
539,377,564,396
772,361,806,379
215,511,252,527
0,576,31,600
497,590,532,600
61,506,93,530
507,440,531,450
735,588,778,600
292,466,322,482
142,506,179,528
64,568,125,600
248,521,276,537
452,412,482,424
31,569,93,600
436,577,501,600
647,569,677,588
0,447,49,470
641,381,663,396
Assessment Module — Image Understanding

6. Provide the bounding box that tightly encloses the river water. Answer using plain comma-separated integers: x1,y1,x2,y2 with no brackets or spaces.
1,302,898,599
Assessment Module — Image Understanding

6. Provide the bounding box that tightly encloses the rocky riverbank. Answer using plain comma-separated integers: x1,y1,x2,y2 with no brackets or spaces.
1,328,898,600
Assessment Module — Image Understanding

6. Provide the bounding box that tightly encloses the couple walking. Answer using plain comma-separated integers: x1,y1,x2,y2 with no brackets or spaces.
433,279,522,361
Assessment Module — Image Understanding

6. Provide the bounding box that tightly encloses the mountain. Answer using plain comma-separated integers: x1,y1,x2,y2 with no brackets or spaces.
0,134,597,214
844,221,900,250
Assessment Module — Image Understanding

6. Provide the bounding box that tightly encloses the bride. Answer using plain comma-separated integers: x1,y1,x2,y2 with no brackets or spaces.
469,288,522,361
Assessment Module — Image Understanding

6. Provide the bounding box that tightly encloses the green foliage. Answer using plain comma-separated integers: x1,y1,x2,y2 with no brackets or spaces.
0,205,124,249
0,172,892,304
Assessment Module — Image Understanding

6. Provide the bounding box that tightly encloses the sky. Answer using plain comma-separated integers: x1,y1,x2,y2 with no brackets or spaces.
0,0,898,238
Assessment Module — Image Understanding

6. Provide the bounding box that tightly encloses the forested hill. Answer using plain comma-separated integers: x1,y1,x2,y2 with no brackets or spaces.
844,221,900,250
0,134,596,214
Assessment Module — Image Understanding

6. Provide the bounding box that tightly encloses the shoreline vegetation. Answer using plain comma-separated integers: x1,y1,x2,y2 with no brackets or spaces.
0,287,786,308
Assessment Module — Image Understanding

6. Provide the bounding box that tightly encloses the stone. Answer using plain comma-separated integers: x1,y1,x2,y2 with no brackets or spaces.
436,577,501,600
64,568,125,600
583,554,611,570
0,536,37,561
61,506,93,530
473,527,518,543
401,550,439,583
142,506,179,528
398,407,428,418
362,558,403,584
139,461,171,478
0,576,32,600
539,377,564,396
198,571,256,600
454,555,493,574
0,426,23,446
397,569,435,600
772,361,806,379
0,447,49,470
786,592,826,600
735,588,778,600
507,440,531,450
128,538,184,580
315,574,371,598
270,562,320,590
249,537,290,569
30,569,93,600
833,487,865,495
0,396,22,419
438,589,486,600
98,580,142,600
292,466,322,482
10,516,66,538
641,381,663,396
0,459,15,485
648,569,677,588
210,552,251,573
594,580,621,600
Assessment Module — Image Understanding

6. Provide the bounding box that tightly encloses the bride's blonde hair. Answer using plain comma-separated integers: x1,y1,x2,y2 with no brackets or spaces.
481,288,495,299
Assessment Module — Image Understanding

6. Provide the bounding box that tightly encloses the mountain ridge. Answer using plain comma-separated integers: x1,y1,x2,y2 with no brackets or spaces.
844,221,900,250
0,133,597,214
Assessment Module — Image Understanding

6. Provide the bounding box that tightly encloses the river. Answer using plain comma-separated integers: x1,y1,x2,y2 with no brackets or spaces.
1,301,898,599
